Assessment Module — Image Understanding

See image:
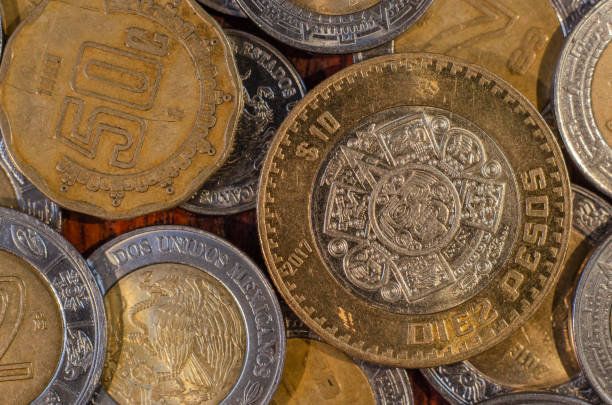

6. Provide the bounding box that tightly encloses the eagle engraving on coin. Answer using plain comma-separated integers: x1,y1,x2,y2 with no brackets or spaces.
313,107,519,314
103,270,246,404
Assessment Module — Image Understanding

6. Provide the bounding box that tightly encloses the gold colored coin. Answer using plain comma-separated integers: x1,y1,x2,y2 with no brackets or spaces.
395,0,563,110
0,168,18,209
0,249,63,404
0,0,241,219
290,0,379,15
102,263,247,405
258,53,571,368
466,186,612,390
272,338,376,405
0,0,41,36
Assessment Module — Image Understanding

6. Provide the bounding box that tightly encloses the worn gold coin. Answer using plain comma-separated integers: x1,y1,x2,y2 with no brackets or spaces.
0,0,41,36
0,0,241,219
467,185,611,391
0,249,63,404
395,0,564,111
258,53,571,368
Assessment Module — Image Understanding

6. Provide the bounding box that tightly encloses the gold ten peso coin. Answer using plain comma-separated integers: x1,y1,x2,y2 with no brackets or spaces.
0,0,242,219
258,53,571,368
395,0,564,111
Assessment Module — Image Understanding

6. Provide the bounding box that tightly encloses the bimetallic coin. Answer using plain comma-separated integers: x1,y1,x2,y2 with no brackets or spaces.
478,392,592,405
182,30,305,215
87,226,285,405
0,0,242,220
0,139,62,231
550,0,600,36
394,0,564,111
555,1,612,199
0,207,106,404
197,0,246,17
258,53,571,368
0,0,40,36
272,307,413,404
573,227,612,403
234,0,433,54
422,185,608,404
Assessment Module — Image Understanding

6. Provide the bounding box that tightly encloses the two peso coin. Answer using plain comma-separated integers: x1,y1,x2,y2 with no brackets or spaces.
235,0,433,54
0,0,242,219
274,305,414,404
87,226,285,405
182,30,305,215
0,207,106,404
573,225,612,404
422,185,609,404
478,392,592,405
556,0,612,199
197,0,247,17
0,138,62,231
394,0,564,111
258,53,571,368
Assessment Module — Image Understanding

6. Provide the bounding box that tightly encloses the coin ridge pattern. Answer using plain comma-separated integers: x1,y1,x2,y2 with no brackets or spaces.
555,0,612,198
0,207,106,405
258,53,570,368
421,185,607,404
550,0,599,36
573,229,612,404
198,0,247,17
87,226,285,405
282,308,414,404
234,0,434,54
0,0,242,219
182,29,305,215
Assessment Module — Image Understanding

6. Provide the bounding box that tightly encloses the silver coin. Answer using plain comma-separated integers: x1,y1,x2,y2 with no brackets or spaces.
0,138,62,231
421,185,608,404
555,1,612,198
550,0,600,36
477,392,592,405
573,225,612,403
182,30,305,215
234,0,433,54
279,306,414,404
0,207,106,404
87,226,285,405
197,0,247,17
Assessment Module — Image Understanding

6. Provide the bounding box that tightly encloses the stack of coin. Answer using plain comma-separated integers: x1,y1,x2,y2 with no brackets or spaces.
1,0,612,404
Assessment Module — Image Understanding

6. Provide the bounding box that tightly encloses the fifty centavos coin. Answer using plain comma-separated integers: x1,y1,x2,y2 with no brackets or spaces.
477,392,592,405
0,0,41,36
258,53,571,368
555,0,612,199
273,306,414,404
234,0,433,54
0,138,62,231
0,207,106,404
0,0,242,220
394,0,564,111
422,185,609,404
182,29,305,215
573,225,612,403
87,226,285,405
197,0,246,17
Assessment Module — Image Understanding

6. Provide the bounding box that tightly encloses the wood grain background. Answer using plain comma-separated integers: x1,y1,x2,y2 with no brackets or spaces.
61,10,448,405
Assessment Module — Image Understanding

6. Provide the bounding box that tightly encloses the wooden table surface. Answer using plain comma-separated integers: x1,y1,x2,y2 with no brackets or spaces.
61,9,449,405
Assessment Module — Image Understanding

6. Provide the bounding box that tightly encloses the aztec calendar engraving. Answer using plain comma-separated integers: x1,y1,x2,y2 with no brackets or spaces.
312,106,520,314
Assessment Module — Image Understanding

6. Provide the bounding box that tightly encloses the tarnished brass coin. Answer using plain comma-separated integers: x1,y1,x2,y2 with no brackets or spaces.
258,53,571,368
0,0,40,36
0,0,242,219
423,185,609,404
394,0,564,110
272,306,414,404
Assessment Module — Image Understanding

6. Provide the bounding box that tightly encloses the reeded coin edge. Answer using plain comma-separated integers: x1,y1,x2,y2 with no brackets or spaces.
258,52,572,368
0,0,243,220
198,0,247,17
